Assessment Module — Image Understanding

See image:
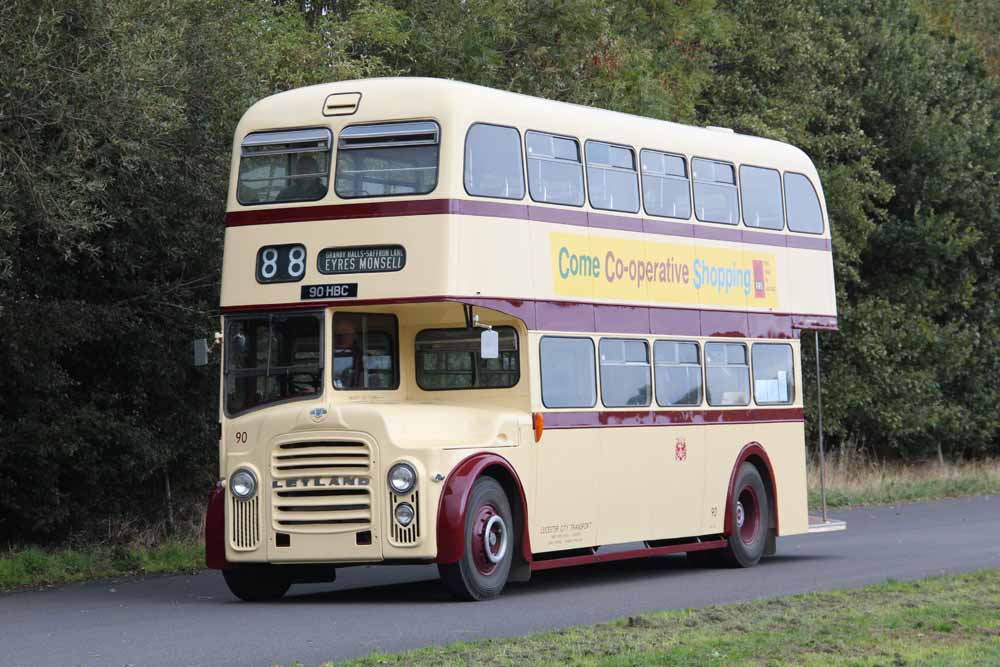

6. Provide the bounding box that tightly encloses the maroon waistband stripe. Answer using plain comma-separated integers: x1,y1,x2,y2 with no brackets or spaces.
542,407,805,428
224,198,832,252
219,295,838,336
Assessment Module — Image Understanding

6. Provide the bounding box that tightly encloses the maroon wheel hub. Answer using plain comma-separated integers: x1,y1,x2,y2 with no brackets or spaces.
736,485,760,545
470,503,508,576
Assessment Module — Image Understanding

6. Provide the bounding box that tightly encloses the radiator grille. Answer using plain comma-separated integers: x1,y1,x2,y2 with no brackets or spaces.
271,441,373,533
389,490,420,546
230,496,260,550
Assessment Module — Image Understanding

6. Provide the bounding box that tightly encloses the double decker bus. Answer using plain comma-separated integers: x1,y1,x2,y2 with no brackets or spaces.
203,78,843,602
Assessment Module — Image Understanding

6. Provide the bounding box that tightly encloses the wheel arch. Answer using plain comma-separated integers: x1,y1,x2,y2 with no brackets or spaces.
435,452,532,566
723,442,778,537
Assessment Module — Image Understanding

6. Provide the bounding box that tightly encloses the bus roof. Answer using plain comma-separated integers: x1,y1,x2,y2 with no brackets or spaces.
234,77,820,183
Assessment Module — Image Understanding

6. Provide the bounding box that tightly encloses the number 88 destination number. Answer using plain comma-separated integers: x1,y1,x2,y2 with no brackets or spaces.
255,244,307,283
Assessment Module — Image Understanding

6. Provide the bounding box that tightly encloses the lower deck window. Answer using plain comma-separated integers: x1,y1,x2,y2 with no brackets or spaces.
332,313,399,390
599,338,651,407
416,327,519,390
752,343,795,404
654,340,702,406
540,337,596,408
705,342,750,406
225,313,323,415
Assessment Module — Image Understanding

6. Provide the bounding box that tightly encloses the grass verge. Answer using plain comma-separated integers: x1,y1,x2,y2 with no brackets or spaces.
0,539,204,591
808,458,1000,509
295,570,1000,666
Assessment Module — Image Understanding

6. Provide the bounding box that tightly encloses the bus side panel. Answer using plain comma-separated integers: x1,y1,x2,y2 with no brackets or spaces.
532,427,600,553
703,422,809,539
596,425,706,546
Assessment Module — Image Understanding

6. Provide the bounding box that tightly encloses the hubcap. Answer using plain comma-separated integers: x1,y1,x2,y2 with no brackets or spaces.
483,515,508,565
470,504,508,575
737,485,760,545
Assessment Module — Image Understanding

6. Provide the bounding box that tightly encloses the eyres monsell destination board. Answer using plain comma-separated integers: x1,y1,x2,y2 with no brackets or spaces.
318,244,406,275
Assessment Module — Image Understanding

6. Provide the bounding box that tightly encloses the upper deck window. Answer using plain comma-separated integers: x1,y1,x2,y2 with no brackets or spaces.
641,149,691,220
785,173,824,234
465,124,525,200
525,131,585,207
237,128,331,205
335,121,440,199
692,158,739,225
586,141,639,213
740,165,784,230
415,327,519,390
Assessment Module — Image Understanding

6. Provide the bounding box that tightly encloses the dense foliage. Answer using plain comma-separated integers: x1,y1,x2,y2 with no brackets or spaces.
1,0,997,543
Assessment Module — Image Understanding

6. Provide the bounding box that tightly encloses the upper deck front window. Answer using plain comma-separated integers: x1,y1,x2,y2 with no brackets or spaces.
237,128,331,205
335,121,440,198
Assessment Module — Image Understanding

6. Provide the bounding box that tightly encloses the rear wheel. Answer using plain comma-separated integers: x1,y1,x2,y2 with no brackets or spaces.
719,462,770,567
438,477,514,601
222,565,292,602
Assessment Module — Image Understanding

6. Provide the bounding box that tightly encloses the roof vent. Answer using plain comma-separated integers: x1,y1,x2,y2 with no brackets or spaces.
322,92,361,117
705,126,735,134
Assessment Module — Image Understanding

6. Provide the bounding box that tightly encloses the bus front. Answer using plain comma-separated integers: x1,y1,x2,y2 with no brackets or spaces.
203,80,533,602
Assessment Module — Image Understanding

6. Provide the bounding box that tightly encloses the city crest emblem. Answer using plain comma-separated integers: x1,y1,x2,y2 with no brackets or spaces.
675,437,687,462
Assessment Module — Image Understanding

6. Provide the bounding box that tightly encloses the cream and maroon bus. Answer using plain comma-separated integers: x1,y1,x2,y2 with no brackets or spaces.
202,77,843,602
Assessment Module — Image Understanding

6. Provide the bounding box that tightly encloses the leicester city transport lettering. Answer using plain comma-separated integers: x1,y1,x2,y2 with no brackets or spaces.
318,245,406,275
550,231,779,308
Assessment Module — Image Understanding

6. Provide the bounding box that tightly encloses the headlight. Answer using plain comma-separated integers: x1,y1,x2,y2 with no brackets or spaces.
394,502,415,527
388,462,417,495
230,468,257,500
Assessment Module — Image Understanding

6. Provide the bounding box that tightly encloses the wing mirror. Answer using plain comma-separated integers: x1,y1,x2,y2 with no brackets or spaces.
193,332,223,367
480,328,499,359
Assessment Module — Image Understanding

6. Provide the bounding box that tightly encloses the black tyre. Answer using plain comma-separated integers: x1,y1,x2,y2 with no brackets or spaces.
438,477,514,601
222,565,292,602
720,462,770,567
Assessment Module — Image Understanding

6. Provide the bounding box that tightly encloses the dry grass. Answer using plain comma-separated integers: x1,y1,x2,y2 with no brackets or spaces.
808,455,1000,508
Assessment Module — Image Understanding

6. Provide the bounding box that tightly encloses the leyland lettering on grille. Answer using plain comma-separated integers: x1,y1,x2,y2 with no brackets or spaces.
272,476,370,489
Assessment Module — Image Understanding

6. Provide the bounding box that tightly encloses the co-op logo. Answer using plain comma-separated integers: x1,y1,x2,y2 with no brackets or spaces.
557,246,765,297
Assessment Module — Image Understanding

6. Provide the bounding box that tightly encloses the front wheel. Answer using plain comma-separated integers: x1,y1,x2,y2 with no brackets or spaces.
720,462,770,567
222,565,292,602
438,477,514,601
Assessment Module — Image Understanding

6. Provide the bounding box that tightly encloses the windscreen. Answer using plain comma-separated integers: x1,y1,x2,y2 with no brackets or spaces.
225,313,323,415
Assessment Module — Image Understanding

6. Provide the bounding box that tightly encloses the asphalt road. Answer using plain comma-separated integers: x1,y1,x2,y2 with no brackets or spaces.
2,495,999,667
